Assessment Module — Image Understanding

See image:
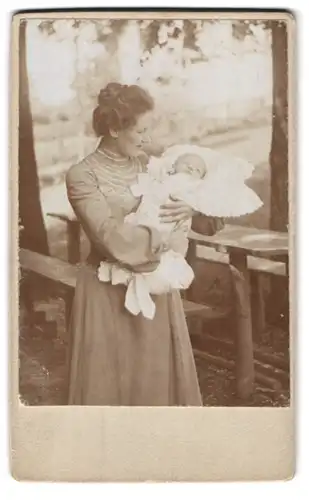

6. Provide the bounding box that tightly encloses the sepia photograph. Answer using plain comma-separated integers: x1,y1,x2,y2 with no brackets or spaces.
16,13,291,410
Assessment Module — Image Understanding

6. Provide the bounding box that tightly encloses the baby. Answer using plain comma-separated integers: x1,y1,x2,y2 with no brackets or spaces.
98,145,263,320
125,152,208,250
173,153,207,178
160,144,263,219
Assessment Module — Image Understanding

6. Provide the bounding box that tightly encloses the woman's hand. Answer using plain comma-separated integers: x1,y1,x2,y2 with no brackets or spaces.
160,196,197,224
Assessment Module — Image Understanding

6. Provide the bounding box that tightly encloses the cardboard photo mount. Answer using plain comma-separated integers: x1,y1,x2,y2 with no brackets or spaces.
10,10,296,482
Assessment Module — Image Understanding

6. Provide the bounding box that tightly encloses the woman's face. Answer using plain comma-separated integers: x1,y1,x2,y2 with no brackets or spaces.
116,112,153,157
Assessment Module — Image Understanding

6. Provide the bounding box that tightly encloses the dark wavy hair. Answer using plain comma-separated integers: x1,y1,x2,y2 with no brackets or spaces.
92,82,154,137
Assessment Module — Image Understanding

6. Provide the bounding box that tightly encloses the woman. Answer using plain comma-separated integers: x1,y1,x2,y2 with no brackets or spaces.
66,82,223,406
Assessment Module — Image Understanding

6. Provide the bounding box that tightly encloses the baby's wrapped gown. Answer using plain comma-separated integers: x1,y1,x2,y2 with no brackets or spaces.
98,146,263,319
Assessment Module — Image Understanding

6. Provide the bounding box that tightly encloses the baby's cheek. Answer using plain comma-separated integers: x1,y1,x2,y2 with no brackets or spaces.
192,168,204,179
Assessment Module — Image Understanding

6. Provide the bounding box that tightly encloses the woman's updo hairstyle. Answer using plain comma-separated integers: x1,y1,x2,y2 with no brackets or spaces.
92,82,154,137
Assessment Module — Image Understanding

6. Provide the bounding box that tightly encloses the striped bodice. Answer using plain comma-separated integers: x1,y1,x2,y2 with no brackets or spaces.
82,147,146,216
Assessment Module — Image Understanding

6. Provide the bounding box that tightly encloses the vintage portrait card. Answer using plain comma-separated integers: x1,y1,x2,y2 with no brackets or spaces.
10,10,295,481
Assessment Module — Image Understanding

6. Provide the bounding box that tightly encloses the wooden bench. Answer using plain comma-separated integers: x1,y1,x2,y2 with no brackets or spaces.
196,247,286,277
193,245,287,339
188,228,288,342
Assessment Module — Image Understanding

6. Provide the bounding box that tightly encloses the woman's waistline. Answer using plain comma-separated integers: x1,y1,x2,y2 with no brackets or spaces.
86,250,117,268
86,250,130,271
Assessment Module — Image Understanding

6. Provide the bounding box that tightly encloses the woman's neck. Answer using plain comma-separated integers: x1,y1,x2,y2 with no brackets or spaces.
97,136,124,158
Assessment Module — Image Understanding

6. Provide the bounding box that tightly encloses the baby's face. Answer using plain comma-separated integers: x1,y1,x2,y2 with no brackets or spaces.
173,154,206,179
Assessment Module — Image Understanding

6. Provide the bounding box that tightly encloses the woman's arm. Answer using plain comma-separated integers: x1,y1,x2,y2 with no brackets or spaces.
160,197,225,236
66,164,165,272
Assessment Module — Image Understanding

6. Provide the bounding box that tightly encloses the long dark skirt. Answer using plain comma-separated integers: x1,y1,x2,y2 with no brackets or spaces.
68,263,202,406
